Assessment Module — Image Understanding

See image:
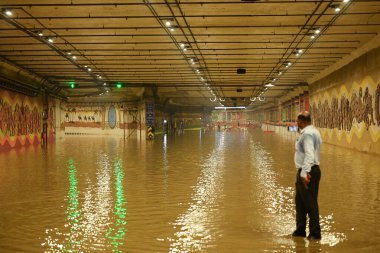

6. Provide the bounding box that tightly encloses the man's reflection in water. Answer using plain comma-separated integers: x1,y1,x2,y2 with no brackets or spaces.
293,237,322,253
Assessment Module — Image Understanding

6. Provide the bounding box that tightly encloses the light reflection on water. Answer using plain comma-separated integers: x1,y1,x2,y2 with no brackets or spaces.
0,130,379,252
168,133,225,252
249,137,346,250
43,153,127,252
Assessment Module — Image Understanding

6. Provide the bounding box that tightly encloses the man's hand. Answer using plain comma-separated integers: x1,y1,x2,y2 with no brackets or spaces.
301,173,311,189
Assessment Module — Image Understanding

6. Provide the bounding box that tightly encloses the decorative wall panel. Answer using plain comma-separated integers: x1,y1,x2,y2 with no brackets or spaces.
0,90,43,150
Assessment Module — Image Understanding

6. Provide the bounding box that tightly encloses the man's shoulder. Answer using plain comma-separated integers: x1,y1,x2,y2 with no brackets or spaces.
303,126,322,140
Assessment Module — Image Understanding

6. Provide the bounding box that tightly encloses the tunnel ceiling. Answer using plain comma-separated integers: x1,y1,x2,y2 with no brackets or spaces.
0,0,380,108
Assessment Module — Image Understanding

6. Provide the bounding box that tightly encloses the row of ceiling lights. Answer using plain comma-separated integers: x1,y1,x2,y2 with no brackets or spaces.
164,18,262,107
249,0,351,106
2,8,109,96
162,19,221,105
3,0,350,102
3,7,214,99
263,0,351,90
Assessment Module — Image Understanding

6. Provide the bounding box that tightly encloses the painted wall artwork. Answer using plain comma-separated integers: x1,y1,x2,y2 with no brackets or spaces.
0,90,45,150
310,77,380,144
63,105,104,128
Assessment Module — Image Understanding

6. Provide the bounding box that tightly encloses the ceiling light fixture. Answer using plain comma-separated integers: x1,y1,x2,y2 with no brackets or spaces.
180,42,191,52
343,0,349,3
330,4,341,12
47,37,54,43
215,106,246,110
265,83,274,87
284,61,292,68
295,49,303,56
3,9,13,16
33,30,44,37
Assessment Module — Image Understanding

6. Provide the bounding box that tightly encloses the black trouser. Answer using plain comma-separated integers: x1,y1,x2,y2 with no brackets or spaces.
295,165,321,236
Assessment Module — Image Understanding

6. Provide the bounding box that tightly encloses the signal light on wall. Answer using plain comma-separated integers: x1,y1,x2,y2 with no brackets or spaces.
68,81,76,89
115,82,124,88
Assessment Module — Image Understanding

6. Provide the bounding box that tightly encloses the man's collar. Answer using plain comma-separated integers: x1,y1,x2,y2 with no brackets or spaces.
300,124,312,134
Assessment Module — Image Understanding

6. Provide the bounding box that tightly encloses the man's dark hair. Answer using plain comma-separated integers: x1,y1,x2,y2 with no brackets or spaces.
297,113,311,123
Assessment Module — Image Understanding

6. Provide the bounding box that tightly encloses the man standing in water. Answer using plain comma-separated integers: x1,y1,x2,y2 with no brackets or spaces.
292,111,322,240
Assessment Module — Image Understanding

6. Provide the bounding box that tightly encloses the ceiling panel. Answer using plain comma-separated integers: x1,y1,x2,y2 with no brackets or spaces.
0,0,379,108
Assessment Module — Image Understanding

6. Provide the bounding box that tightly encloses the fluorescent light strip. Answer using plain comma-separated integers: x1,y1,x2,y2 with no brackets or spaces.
214,106,246,109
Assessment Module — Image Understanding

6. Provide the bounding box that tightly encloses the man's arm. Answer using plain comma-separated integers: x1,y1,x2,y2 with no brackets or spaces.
301,134,315,188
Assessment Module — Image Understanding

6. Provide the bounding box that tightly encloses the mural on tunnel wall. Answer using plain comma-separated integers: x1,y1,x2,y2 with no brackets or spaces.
0,89,54,150
62,104,105,128
310,76,380,144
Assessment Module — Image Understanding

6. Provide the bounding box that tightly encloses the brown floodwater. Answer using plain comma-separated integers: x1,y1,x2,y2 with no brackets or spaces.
0,129,379,252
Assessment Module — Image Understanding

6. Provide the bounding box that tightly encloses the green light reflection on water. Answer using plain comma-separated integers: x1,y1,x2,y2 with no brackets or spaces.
65,157,82,251
106,159,128,253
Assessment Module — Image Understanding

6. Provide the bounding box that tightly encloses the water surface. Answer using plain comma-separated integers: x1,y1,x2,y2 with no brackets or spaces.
0,129,379,252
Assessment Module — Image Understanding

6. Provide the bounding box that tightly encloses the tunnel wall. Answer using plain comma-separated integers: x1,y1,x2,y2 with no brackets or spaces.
0,89,55,151
309,46,380,154
59,102,140,137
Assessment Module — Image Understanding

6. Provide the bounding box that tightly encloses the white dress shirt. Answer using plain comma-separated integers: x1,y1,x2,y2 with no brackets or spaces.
294,125,322,178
